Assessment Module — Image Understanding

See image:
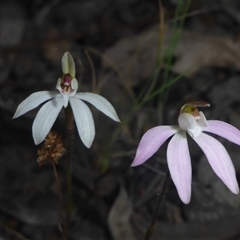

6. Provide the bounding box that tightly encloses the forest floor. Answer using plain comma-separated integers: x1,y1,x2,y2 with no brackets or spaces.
1,0,240,239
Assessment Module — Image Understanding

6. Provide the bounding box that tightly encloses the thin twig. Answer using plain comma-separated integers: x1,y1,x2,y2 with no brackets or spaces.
51,162,67,240
3,225,29,240
144,169,171,240
52,162,63,208
85,50,97,93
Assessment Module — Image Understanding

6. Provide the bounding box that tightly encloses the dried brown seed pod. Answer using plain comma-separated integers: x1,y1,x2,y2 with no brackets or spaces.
37,131,66,166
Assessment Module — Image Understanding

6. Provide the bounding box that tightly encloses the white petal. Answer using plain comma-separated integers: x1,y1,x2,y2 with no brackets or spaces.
193,133,239,194
62,52,76,77
167,131,192,204
62,94,70,108
178,113,196,131
70,97,95,148
75,92,120,122
13,91,58,119
33,97,63,145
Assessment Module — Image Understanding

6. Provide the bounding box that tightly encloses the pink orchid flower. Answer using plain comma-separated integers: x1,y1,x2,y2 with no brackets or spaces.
131,101,240,204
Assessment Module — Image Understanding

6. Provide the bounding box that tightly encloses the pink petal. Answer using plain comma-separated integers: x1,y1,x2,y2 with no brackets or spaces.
131,126,179,167
204,120,240,146
193,133,239,194
167,131,192,204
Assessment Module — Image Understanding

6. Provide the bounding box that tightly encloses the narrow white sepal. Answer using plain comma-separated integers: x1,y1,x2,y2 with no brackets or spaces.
75,92,120,122
70,97,95,148
32,97,63,145
13,91,57,119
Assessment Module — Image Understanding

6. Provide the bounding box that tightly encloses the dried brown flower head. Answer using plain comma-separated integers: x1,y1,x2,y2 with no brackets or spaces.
37,131,66,166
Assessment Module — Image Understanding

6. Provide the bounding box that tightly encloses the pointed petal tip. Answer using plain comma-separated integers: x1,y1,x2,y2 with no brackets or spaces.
114,115,121,123
33,136,42,145
12,113,17,119
83,141,92,148
33,126,47,145
182,198,190,204
75,93,120,123
12,109,19,119
111,110,120,122
130,160,140,167
131,154,147,167
179,192,191,204
11,110,21,120
80,136,93,148
109,112,121,122
231,185,239,195
12,108,23,120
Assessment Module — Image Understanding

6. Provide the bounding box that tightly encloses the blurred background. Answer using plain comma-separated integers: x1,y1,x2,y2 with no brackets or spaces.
1,0,240,239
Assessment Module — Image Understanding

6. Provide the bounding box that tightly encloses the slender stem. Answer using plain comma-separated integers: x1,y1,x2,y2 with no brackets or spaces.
52,162,64,208
64,106,74,226
144,169,171,240
52,162,67,240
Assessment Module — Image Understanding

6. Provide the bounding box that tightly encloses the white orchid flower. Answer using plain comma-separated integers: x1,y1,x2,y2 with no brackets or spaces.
131,101,240,204
13,52,120,148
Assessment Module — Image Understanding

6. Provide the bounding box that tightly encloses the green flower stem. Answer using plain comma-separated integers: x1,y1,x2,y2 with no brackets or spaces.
144,169,171,240
64,105,74,226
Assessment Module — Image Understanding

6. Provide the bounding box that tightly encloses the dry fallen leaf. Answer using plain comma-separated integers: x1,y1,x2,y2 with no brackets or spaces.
108,186,136,240
103,25,240,86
